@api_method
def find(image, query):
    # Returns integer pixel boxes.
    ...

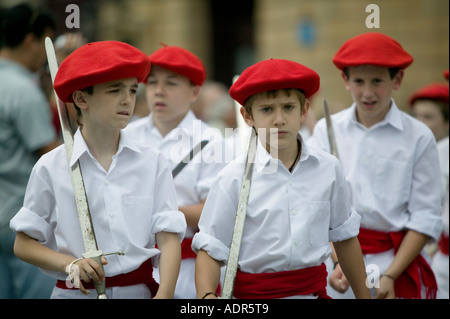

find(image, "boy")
[10,41,186,299]
[409,82,449,142]
[308,32,442,299]
[125,45,227,298]
[193,58,371,299]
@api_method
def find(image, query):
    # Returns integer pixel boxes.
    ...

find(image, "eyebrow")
[106,82,138,88]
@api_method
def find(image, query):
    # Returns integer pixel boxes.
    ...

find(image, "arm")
[154,231,181,299]
[195,249,221,299]
[333,236,371,299]
[328,242,350,293]
[179,199,206,228]
[375,229,430,299]
[14,232,106,295]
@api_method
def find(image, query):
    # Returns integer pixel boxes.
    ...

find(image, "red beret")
[229,59,320,106]
[444,69,449,80]
[409,83,449,106]
[148,45,206,86]
[54,41,150,103]
[333,32,413,71]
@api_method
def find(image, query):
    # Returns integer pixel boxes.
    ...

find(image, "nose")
[121,91,134,106]
[273,108,286,126]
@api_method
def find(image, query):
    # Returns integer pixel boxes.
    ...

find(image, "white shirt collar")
[70,128,142,166]
[254,133,318,174]
[348,98,403,131]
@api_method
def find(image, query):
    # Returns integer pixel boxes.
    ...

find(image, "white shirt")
[10,129,186,280]
[192,135,360,273]
[437,137,449,236]
[308,99,442,240]
[125,111,228,238]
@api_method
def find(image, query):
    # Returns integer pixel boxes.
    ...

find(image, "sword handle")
[82,250,108,299]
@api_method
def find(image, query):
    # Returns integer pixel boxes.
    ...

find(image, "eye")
[284,104,294,111]
[262,107,272,113]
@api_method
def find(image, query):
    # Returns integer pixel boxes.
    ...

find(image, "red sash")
[56,259,159,296]
[358,228,437,299]
[233,263,331,299]
[181,237,196,259]
[438,233,449,255]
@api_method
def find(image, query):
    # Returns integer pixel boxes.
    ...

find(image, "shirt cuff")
[329,209,361,242]
[192,232,230,266]
[152,210,187,242]
[9,207,56,249]
[406,209,443,241]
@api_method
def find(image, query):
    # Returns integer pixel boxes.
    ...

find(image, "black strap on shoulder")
[172,140,209,178]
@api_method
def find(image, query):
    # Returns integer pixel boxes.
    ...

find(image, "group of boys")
[5,6,448,299]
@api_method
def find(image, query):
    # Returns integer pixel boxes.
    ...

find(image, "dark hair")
[343,67,401,80]
[1,3,55,48]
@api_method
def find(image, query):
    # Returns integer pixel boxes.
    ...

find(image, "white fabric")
[308,100,442,239]
[10,129,186,285]
[192,135,360,273]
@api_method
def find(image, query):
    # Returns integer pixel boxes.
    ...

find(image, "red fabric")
[148,45,206,86]
[332,32,413,71]
[358,228,437,299]
[181,237,197,259]
[54,41,151,103]
[233,263,331,299]
[229,58,320,105]
[56,259,159,296]
[438,233,449,255]
[409,83,449,106]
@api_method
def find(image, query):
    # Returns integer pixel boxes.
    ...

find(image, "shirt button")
[291,209,297,215]
[105,179,109,185]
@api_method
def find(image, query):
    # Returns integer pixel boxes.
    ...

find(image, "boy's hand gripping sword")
[221,113,257,299]
[45,37,122,299]
[323,99,340,159]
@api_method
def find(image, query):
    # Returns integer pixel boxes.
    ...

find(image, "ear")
[190,85,202,103]
[392,69,404,91]
[340,70,351,91]
[72,90,89,110]
[240,106,254,127]
[300,99,310,122]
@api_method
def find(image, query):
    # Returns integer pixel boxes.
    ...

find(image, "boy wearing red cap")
[409,83,449,142]
[10,41,186,299]
[193,58,370,299]
[309,32,442,299]
[125,45,227,298]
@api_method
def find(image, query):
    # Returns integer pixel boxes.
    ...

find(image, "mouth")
[362,101,377,108]
[154,102,167,110]
[117,111,130,116]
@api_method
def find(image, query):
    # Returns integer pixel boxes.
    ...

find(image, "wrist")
[201,291,218,299]
[381,273,396,281]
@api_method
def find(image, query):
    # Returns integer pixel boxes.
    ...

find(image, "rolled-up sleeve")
[191,171,238,265]
[10,165,57,249]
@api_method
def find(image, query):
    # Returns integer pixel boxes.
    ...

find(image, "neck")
[0,47,31,71]
[80,125,120,171]
[269,138,301,173]
[153,112,187,137]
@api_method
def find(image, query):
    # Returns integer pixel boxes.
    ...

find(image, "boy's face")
[412,100,449,141]
[343,65,403,127]
[74,77,138,130]
[146,65,200,126]
[241,90,309,152]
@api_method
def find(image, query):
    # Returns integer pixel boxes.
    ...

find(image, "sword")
[45,37,110,299]
[322,99,340,159]
[221,128,257,299]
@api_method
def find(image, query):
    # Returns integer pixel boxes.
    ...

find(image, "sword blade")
[221,128,257,299]
[323,99,340,159]
[45,38,107,298]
